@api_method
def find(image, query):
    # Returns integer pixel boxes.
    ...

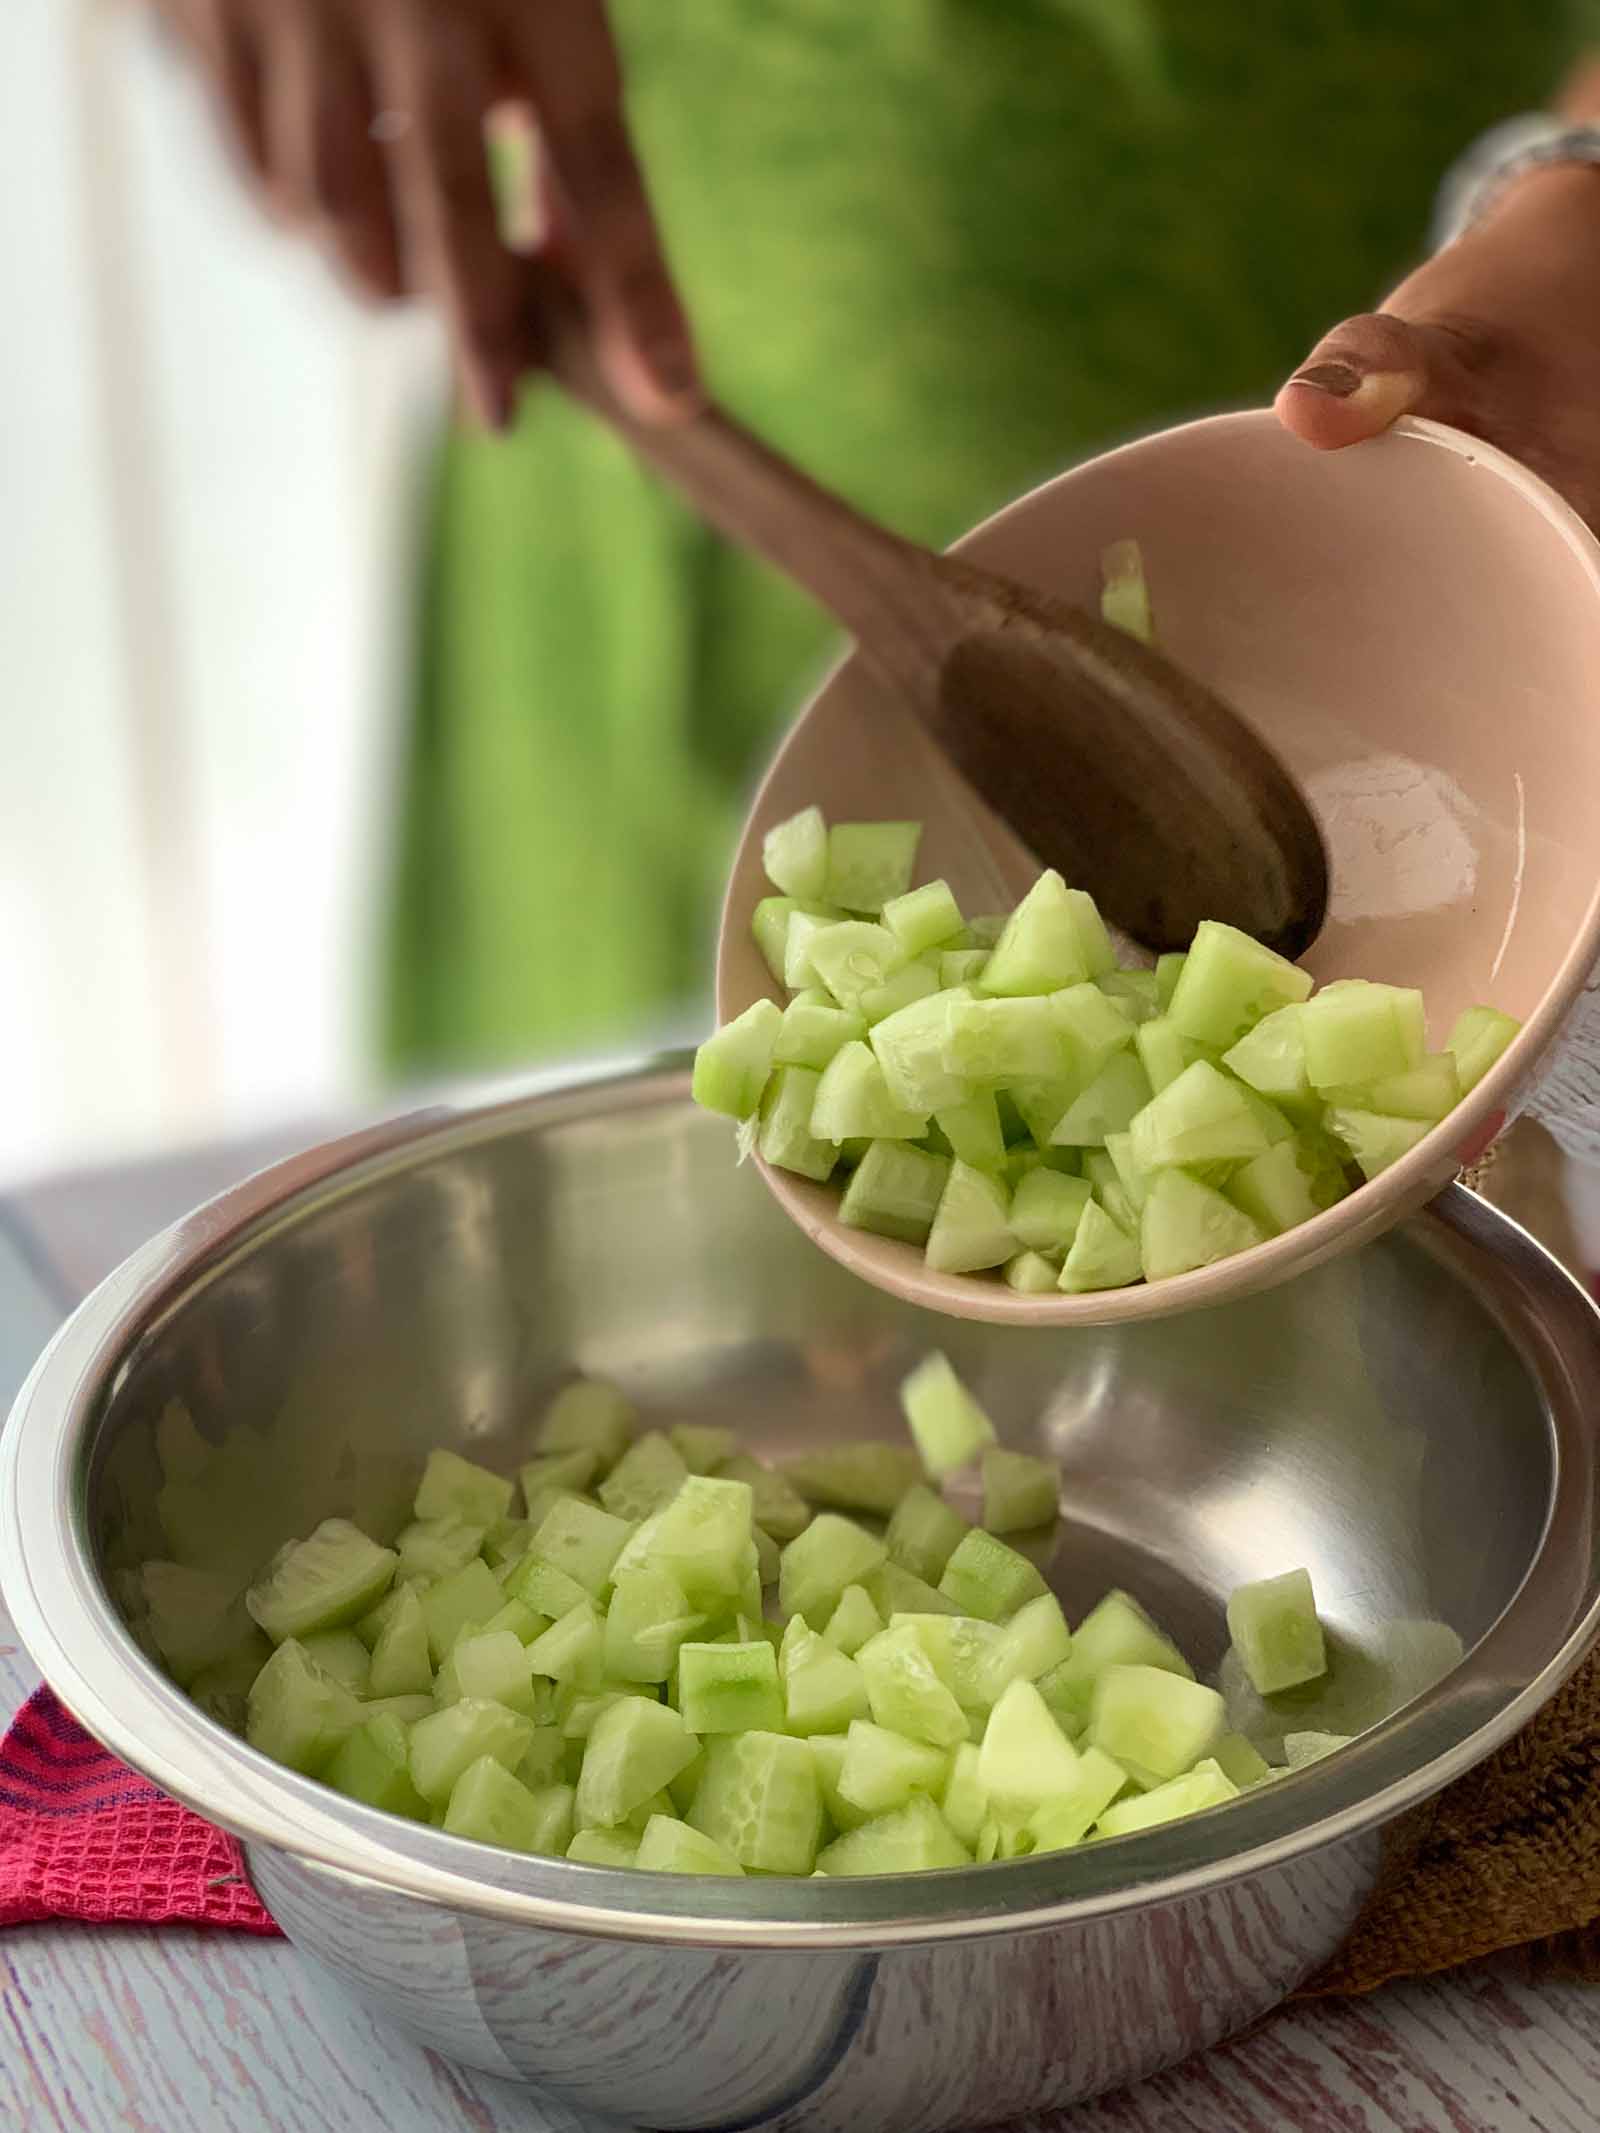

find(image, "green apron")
[384,1,1594,1076]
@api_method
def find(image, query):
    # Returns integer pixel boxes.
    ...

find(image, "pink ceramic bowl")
[718,411,1600,1324]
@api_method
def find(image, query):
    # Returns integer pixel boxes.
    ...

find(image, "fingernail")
[1291,360,1362,398]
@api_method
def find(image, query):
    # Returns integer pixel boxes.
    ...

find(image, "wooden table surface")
[4,1116,1599,2133]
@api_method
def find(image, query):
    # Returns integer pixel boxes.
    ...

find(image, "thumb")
[1275,311,1438,450]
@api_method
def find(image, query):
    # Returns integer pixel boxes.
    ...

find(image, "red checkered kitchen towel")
[0,1688,280,1934]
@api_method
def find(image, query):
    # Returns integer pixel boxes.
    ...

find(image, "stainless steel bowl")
[5,1058,1600,2132]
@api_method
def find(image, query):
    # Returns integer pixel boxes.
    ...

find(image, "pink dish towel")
[0,1687,280,1935]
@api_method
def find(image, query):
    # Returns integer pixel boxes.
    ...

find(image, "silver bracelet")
[1431,115,1600,251]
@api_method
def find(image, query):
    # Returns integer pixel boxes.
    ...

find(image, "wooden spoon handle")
[530,270,956,688]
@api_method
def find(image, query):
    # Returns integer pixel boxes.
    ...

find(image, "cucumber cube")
[824,821,922,913]
[1051,981,1137,1076]
[811,1041,928,1141]
[1100,537,1154,645]
[516,1727,567,1789]
[940,1741,989,1848]
[1323,1052,1461,1122]
[762,804,829,899]
[757,1064,842,1182]
[615,1475,755,1606]
[598,1433,691,1525]
[778,1513,887,1624]
[505,1554,591,1623]
[753,895,838,980]
[941,948,991,987]
[779,1624,871,1735]
[943,995,1065,1084]
[413,1448,513,1527]
[1139,1168,1266,1282]
[526,1599,606,1688]
[528,1498,635,1597]
[1155,953,1187,1009]
[978,1678,1085,1809]
[932,1090,1007,1170]
[774,994,865,1072]
[716,1454,812,1543]
[519,1447,602,1502]
[886,1484,970,1585]
[1090,1663,1226,1788]
[1005,1250,1062,1293]
[869,1561,963,1622]
[537,1379,636,1468]
[688,1730,824,1873]
[326,1712,428,1819]
[925,1160,1014,1274]
[444,1757,573,1854]
[1222,1003,1313,1110]
[979,871,1091,996]
[859,961,941,1027]
[483,1518,536,1570]
[856,1624,969,1747]
[412,1561,499,1668]
[895,1613,1006,1710]
[808,923,908,1016]
[1447,1004,1521,1092]
[783,908,839,991]
[1167,921,1313,1050]
[806,1733,868,1832]
[677,1640,785,1733]
[1225,1137,1330,1236]
[937,1530,1048,1621]
[635,1812,746,1876]
[1300,980,1426,1088]
[783,1443,921,1516]
[668,1424,739,1476]
[1226,1568,1327,1695]
[1008,1169,1092,1254]
[1059,1199,1143,1292]
[1083,1152,1139,1235]
[839,1138,950,1244]
[837,1719,951,1815]
[1137,1016,1218,1096]
[1094,1758,1237,1836]
[1050,1590,1193,1723]
[1049,1051,1153,1148]
[575,1697,699,1829]
[246,1519,398,1645]
[434,1629,538,1716]
[1324,1107,1432,1180]
[566,1828,641,1867]
[900,1351,997,1479]
[883,878,964,956]
[981,1450,1058,1534]
[1026,1745,1126,1851]
[1283,1729,1353,1768]
[816,1796,971,1875]
[410,1697,536,1806]
[1127,1060,1273,1172]
[1097,970,1160,1023]
[1212,1731,1273,1789]
[822,1583,884,1655]
[692,1000,783,1120]
[245,1640,362,1774]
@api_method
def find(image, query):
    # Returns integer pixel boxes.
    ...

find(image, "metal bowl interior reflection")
[4,1058,1599,2132]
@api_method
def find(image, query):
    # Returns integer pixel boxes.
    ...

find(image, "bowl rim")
[720,409,1600,1328]
[4,1057,1600,1951]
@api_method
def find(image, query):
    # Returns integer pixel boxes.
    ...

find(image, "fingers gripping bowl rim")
[717,412,1600,1326]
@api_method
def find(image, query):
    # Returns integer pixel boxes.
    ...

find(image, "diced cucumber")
[783,1444,922,1517]
[634,1812,746,1876]
[1005,1250,1061,1293]
[517,1727,567,1789]
[444,1756,572,1854]
[981,1592,1072,1700]
[598,1433,691,1525]
[753,895,840,980]
[1083,1151,1139,1235]
[692,1000,783,1121]
[1100,537,1155,645]
[484,1518,536,1570]
[1027,1744,1127,1851]
[614,1475,755,1607]
[856,1623,969,1747]
[869,1561,962,1622]
[763,804,829,900]
[1447,1004,1520,1092]
[980,1449,1059,1534]
[778,1514,887,1624]
[885,1484,970,1585]
[1051,980,1136,1076]
[677,1640,785,1733]
[816,1796,971,1876]
[527,1498,635,1597]
[978,871,1091,996]
[780,1623,870,1735]
[526,1600,606,1688]
[1211,1731,1272,1789]
[1098,970,1161,1023]
[943,995,1065,1085]
[892,1614,1006,1710]
[933,1090,1007,1170]
[811,1041,928,1142]
[1140,1168,1266,1282]
[420,1560,508,1665]
[1135,1016,1216,1096]
[1127,1060,1272,1172]
[822,1583,884,1655]
[299,1629,371,1697]
[1102,1131,1154,1216]
[937,1529,1048,1622]
[1324,1107,1432,1180]
[575,1697,699,1829]
[1049,1051,1153,1148]
[1323,1052,1460,1122]
[505,1554,591,1623]
[188,1635,275,1733]
[925,1160,1014,1274]
[1301,981,1427,1089]
[941,948,991,989]
[940,1740,989,1848]
[1222,1002,1314,1111]
[755,1066,841,1182]
[1090,1663,1226,1788]
[1050,1590,1193,1723]
[410,1697,535,1807]
[668,1425,738,1476]
[884,878,964,957]
[1226,1568,1327,1695]
[837,1719,951,1815]
[824,821,922,914]
[519,1447,602,1502]
[327,1713,427,1819]
[246,1519,398,1646]
[567,1827,641,1867]
[1283,1729,1353,1768]
[1007,1169,1093,1256]
[837,1138,949,1246]
[859,961,941,1026]
[413,1447,513,1527]
[537,1379,636,1468]
[899,1351,996,1480]
[1095,1758,1237,1836]
[1059,1199,1143,1292]
[716,1454,812,1543]
[688,1731,823,1873]
[1225,1138,1328,1236]
[858,988,971,1117]
[1167,921,1313,1050]
[783,908,840,991]
[774,993,865,1074]
[560,1685,652,1740]
[246,1639,362,1774]
[435,1629,538,1716]
[1155,953,1187,1010]
[978,1679,1084,1809]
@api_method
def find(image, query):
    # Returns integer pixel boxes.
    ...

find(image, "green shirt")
[385,1,1595,1073]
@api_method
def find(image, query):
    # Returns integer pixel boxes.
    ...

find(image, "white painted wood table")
[4,1120,1599,2133]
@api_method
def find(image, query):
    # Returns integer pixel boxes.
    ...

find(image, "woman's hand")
[148,0,698,428]
[1276,161,1600,527]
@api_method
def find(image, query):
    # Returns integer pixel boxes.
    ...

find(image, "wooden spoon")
[536,278,1328,957]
